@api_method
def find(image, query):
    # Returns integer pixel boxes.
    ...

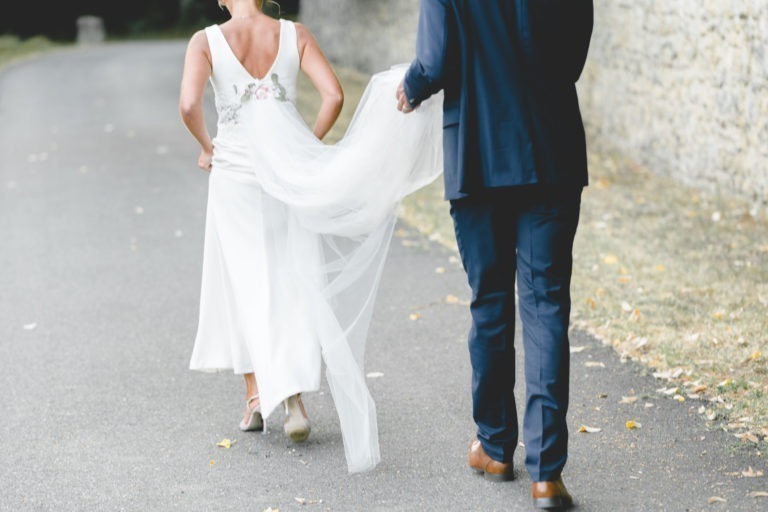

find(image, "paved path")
[0,42,766,512]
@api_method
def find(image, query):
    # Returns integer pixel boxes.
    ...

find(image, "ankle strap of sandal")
[247,394,260,405]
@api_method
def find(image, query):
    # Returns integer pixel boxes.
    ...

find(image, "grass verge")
[0,35,59,71]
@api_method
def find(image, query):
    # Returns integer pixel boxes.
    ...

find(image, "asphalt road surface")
[1,41,765,512]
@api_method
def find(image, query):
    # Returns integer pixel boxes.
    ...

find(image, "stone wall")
[299,0,418,73]
[301,1,768,208]
[579,1,768,208]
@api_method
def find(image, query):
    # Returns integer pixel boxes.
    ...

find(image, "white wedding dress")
[189,19,443,473]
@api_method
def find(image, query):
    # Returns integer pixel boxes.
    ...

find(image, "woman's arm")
[295,23,344,140]
[180,30,214,171]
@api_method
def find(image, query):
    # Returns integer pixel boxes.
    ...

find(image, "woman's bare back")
[218,17,283,80]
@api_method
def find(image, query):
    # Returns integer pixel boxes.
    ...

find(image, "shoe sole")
[471,468,515,482]
[533,497,573,510]
[287,426,310,443]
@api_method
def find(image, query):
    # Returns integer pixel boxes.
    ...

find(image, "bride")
[179,0,442,473]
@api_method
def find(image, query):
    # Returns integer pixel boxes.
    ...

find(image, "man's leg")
[515,185,582,482]
[450,194,518,463]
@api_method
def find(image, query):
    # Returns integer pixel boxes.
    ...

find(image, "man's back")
[404,0,594,199]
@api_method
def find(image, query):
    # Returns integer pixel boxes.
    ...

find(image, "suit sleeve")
[403,0,455,107]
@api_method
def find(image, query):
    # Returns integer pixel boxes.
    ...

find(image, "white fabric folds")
[212,66,443,473]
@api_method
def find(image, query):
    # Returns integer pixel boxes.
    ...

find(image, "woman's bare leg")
[242,373,260,424]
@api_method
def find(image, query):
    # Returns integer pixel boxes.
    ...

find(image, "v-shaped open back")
[215,20,283,82]
[204,19,300,109]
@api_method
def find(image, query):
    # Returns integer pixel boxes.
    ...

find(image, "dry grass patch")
[571,151,768,443]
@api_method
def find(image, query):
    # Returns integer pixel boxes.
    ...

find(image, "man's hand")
[396,80,416,114]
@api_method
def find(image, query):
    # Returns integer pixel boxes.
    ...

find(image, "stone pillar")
[76,16,106,45]
[299,0,419,74]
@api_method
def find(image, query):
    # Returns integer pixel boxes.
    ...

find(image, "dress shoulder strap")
[277,19,300,72]
[287,20,299,55]
[203,25,223,74]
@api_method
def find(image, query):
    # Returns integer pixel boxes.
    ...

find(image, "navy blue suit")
[404,0,593,481]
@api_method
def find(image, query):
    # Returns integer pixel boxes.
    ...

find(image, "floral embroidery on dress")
[218,103,242,125]
[218,74,289,126]
[241,73,289,104]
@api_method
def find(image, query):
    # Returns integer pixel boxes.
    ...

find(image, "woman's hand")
[198,147,213,172]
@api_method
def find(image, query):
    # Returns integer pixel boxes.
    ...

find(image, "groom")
[398,0,593,509]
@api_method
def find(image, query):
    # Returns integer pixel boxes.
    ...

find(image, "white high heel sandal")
[283,394,310,443]
[239,394,265,432]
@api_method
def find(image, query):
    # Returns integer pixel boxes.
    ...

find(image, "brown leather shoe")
[468,440,514,482]
[532,476,573,510]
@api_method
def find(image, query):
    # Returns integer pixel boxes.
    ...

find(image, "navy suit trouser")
[450,185,582,482]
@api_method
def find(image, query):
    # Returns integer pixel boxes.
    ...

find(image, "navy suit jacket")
[403,0,594,200]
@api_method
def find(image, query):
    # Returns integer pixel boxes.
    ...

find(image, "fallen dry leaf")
[625,420,642,430]
[366,372,384,379]
[735,432,760,443]
[658,386,680,396]
[570,346,586,354]
[749,491,768,498]
[409,313,421,321]
[294,497,321,505]
[653,368,684,380]
[673,394,685,403]
[445,294,459,304]
[691,385,708,394]
[619,396,639,405]
[578,425,602,433]
[435,267,445,274]
[707,496,726,504]
[585,361,605,368]
[216,438,234,449]
[742,467,764,478]
[604,254,619,265]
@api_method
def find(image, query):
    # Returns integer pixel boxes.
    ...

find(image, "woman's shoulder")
[292,21,318,47]
[187,28,211,52]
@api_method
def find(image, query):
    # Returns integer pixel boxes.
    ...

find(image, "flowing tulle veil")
[211,65,444,472]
